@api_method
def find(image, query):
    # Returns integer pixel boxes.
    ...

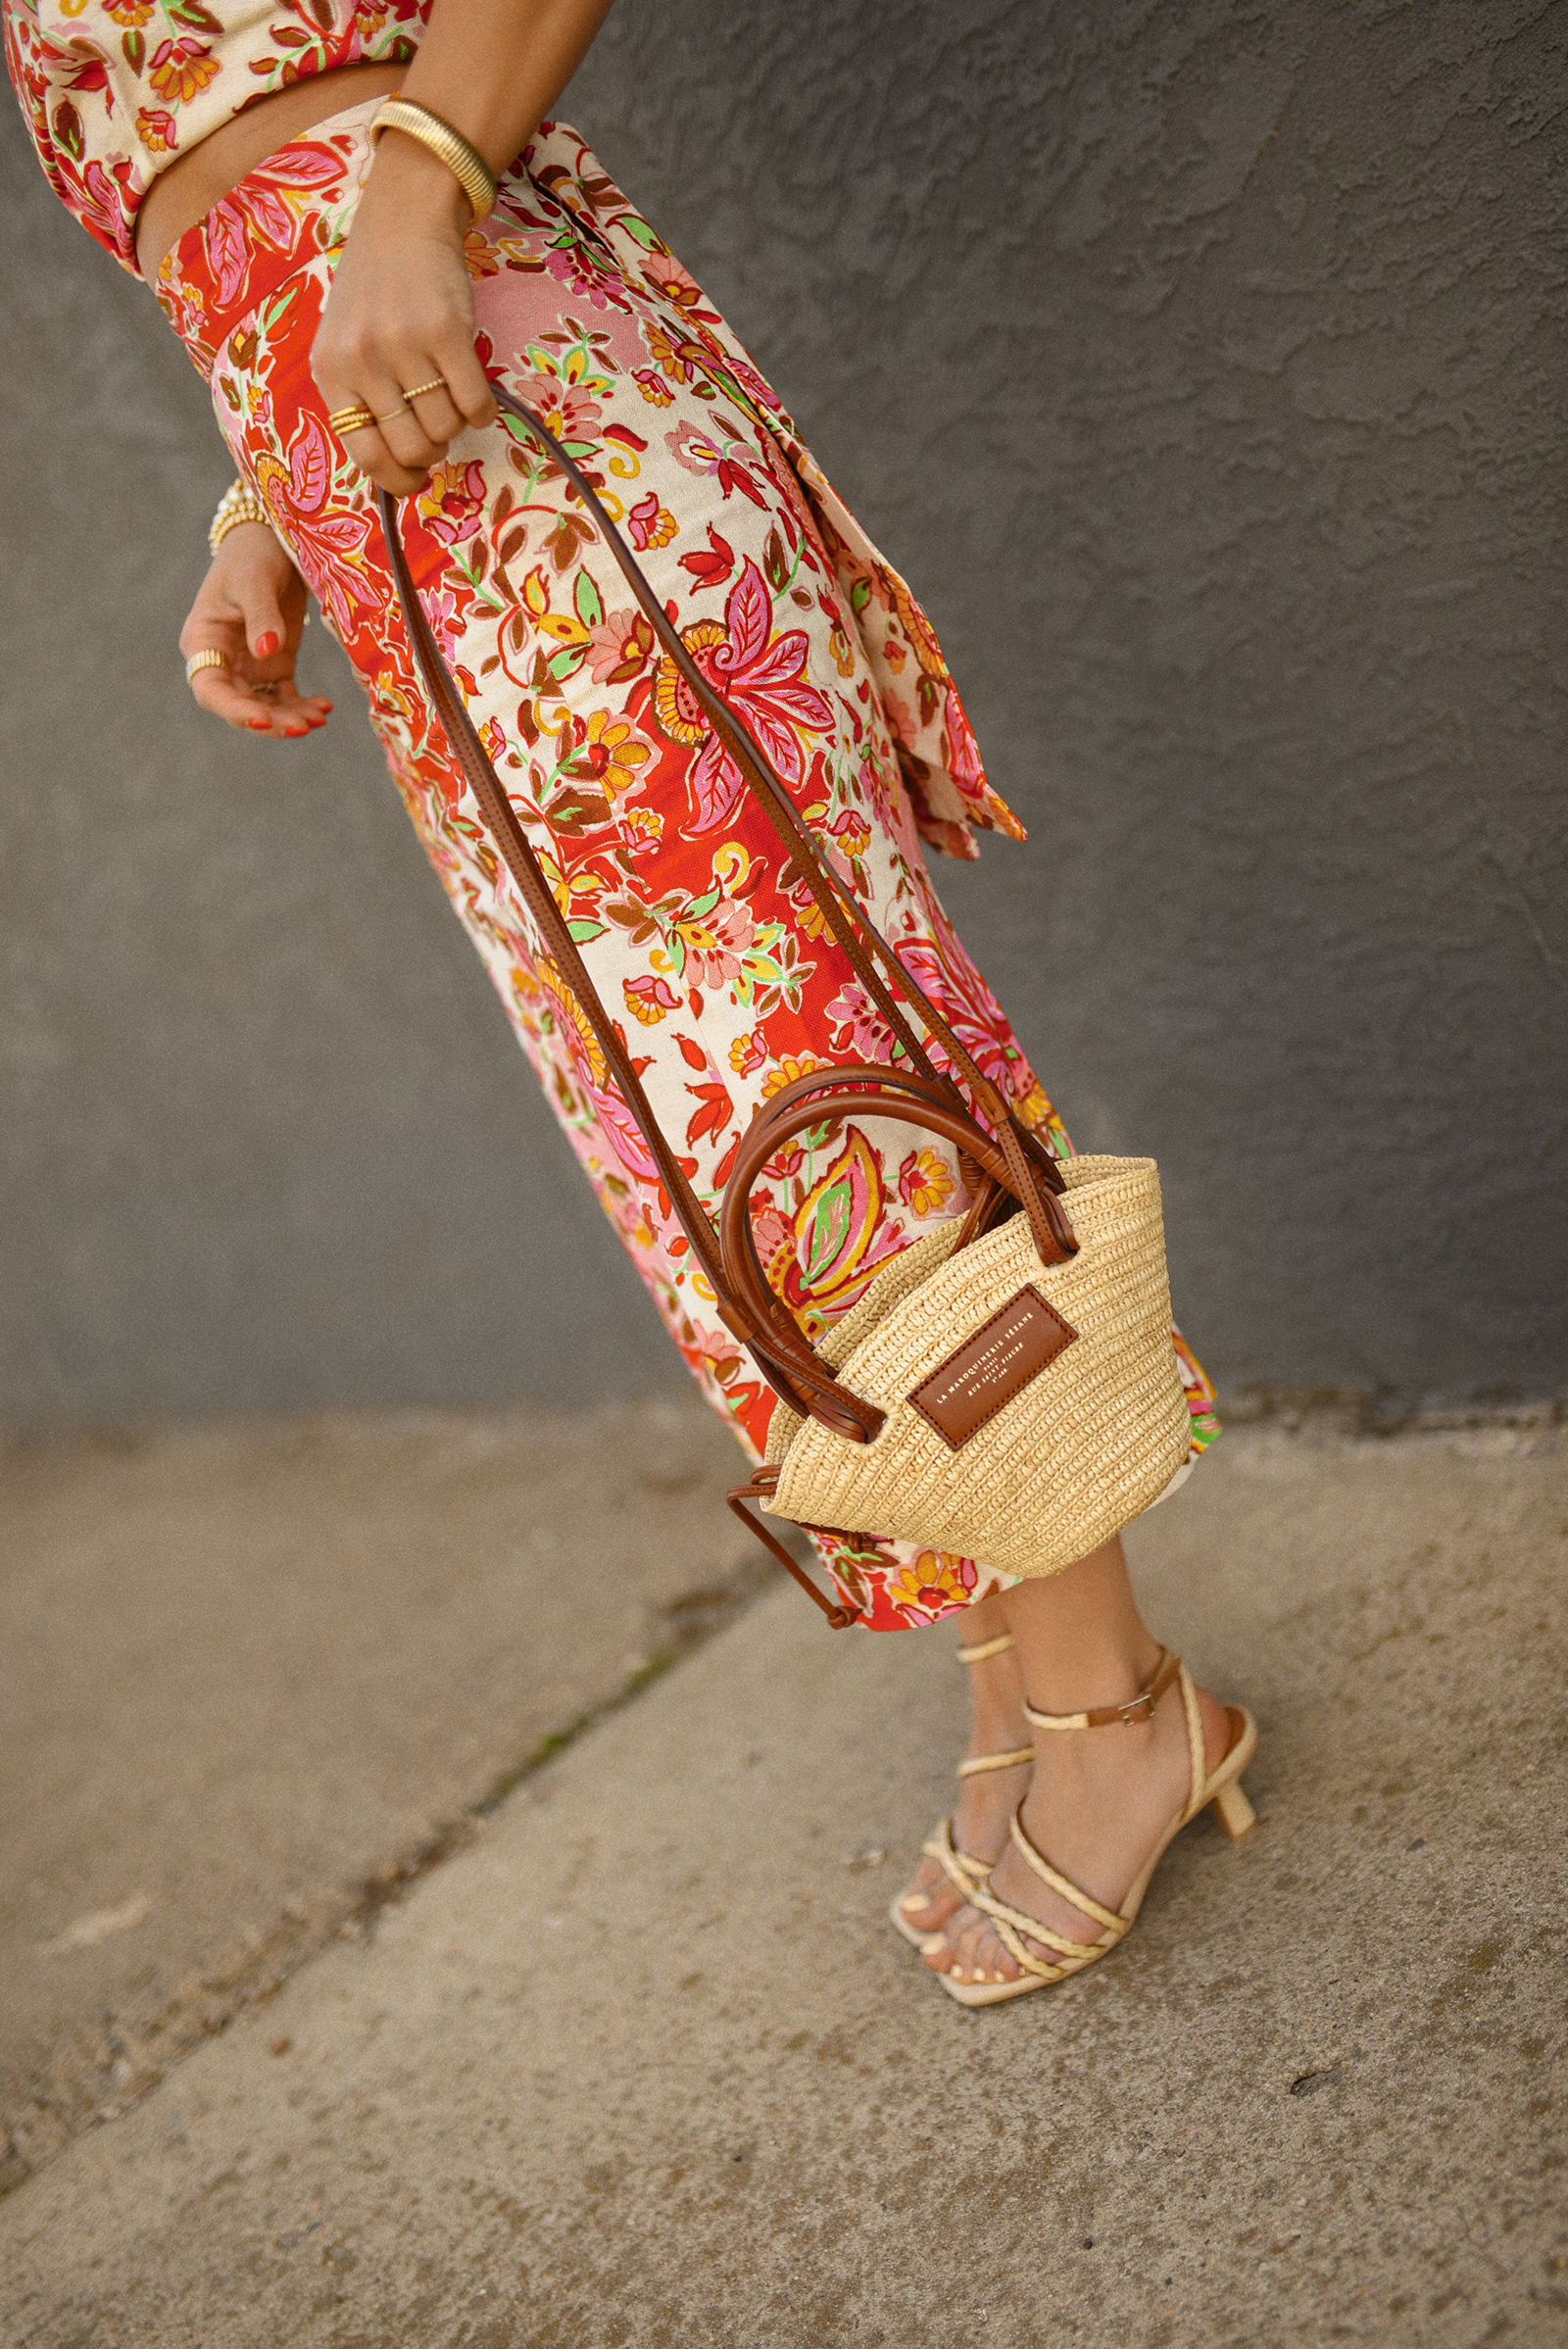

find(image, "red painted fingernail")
[283,726,308,738]
[248,717,272,731]
[254,630,280,658]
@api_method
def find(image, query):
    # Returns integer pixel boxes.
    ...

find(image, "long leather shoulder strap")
[482,381,1068,1182]
[377,491,730,1293]
[376,383,1070,1409]
[379,477,866,1425]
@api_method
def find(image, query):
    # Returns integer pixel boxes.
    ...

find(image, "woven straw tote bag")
[380,376,1192,1628]
[746,1160,1190,1581]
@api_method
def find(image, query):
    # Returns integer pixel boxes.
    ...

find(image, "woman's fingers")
[407,379,467,446]
[186,659,261,726]
[333,370,496,492]
[182,619,330,738]
[189,661,332,736]
[186,656,247,724]
[248,678,335,739]
[331,373,448,494]
[320,335,497,495]
[431,333,498,429]
[336,418,430,497]
[348,361,445,471]
[381,341,501,456]
[179,535,329,733]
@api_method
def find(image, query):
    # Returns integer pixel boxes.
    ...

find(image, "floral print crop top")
[3,0,427,273]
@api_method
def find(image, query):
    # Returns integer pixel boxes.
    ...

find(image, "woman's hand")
[178,523,333,739]
[310,133,498,497]
[306,0,614,494]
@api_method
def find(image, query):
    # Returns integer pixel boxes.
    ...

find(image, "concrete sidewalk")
[2,1417,1565,2346]
[0,1396,760,2189]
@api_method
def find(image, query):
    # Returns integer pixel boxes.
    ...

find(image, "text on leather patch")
[906,1287,1078,1450]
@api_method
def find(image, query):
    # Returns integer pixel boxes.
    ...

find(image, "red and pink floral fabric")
[150,103,1220,1627]
[4,0,430,273]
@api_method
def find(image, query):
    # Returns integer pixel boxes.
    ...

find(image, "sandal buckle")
[1116,1692,1156,1726]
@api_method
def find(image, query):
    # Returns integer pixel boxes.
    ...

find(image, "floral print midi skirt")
[156,97,1219,1631]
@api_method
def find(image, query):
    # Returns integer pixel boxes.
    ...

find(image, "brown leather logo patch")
[906,1287,1077,1451]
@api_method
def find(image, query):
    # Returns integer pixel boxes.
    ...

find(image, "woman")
[5,0,1253,2001]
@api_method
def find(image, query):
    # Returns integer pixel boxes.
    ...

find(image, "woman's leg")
[922,1537,1230,1986]
[893,1590,1031,1937]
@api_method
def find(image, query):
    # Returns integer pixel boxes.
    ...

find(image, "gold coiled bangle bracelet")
[368,95,497,223]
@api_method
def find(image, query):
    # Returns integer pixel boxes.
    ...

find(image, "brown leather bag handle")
[710,1061,1005,1375]
[376,380,1077,1441]
[735,1063,1075,1252]
[721,1059,1076,1393]
[721,1071,1076,1390]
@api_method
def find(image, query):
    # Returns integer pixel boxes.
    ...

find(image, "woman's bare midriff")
[135,61,406,281]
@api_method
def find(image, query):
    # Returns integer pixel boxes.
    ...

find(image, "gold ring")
[402,376,448,403]
[185,649,230,682]
[327,403,377,436]
[374,403,410,425]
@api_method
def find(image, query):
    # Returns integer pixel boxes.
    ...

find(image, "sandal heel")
[1210,1777,1257,1840]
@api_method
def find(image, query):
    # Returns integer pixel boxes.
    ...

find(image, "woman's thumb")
[237,572,288,661]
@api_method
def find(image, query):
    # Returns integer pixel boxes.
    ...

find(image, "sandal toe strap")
[967,1885,1081,1974]
[956,1744,1033,1779]
[918,1818,989,1900]
[1007,1810,1127,1936]
[970,1881,1120,1966]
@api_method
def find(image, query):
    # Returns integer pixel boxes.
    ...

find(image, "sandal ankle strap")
[956,1631,1015,1665]
[1024,1646,1181,1731]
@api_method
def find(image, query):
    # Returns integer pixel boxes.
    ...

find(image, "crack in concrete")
[1,1549,778,2202]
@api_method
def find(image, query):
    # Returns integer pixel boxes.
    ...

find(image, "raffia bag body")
[760,1157,1190,1577]
[381,380,1193,1627]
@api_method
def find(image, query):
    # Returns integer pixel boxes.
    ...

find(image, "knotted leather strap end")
[725,1476,862,1629]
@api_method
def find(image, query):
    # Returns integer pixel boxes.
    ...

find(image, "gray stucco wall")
[2,0,1564,1426]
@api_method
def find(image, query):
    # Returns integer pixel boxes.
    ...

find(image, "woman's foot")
[923,1656,1230,1987]
[894,1602,1032,1942]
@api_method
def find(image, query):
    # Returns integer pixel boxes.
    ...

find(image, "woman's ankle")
[1000,1538,1166,1717]
[964,1659,1028,1755]
[1011,1608,1164,1720]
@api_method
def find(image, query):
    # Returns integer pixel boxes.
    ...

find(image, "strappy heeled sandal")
[937,1645,1256,2006]
[890,1629,1034,1951]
